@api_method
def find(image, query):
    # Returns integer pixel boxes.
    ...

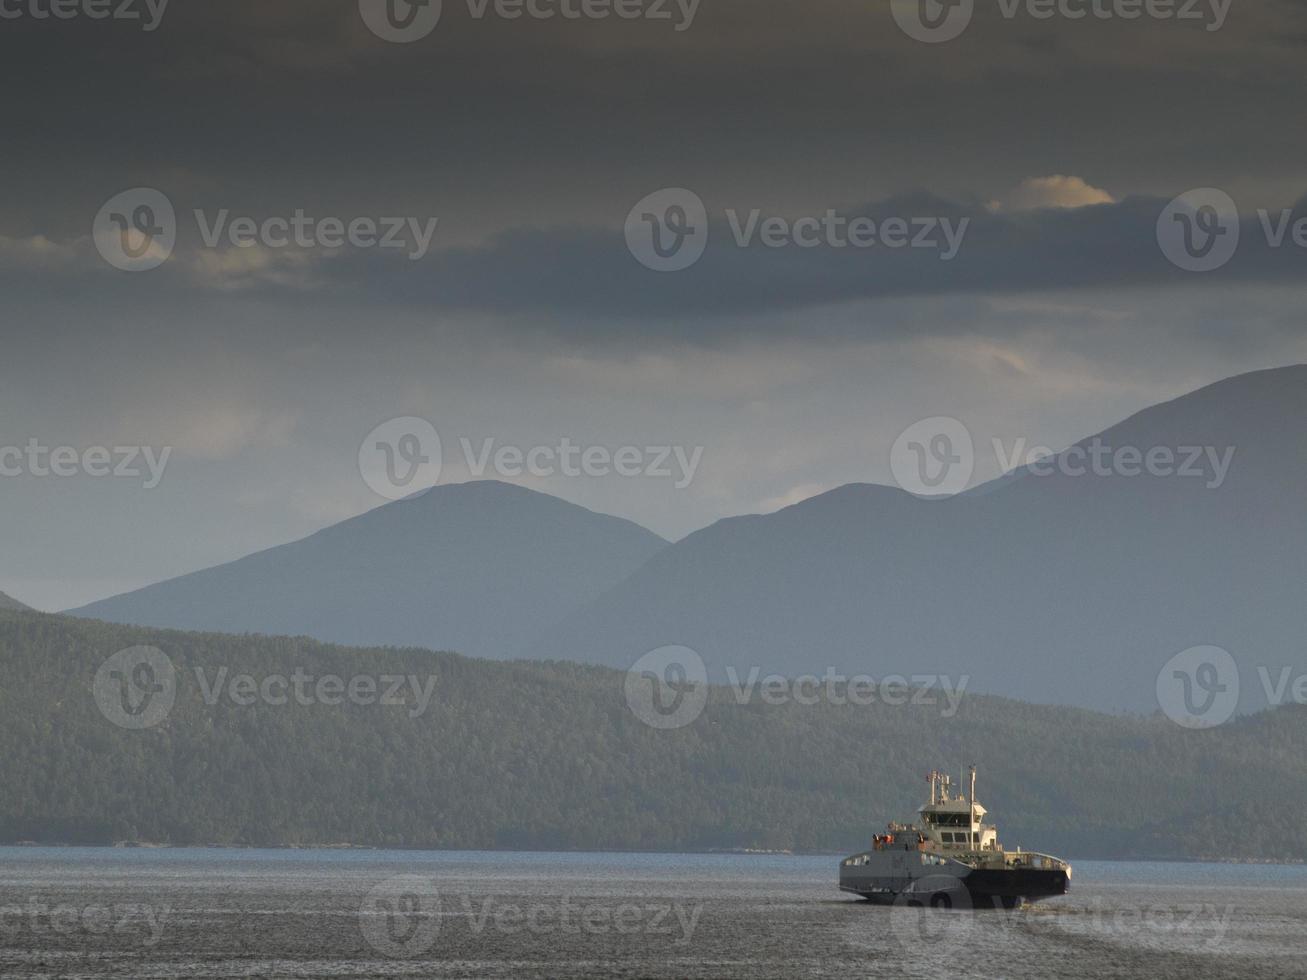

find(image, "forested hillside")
[2,609,1305,861]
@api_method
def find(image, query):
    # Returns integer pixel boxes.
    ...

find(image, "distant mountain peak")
[533,364,1307,713]
[68,481,669,659]
[0,591,32,611]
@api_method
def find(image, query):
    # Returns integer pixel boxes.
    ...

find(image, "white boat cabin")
[914,770,999,852]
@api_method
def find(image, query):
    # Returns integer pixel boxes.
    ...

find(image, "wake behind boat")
[839,767,1070,910]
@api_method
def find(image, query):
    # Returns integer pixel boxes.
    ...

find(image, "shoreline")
[1,842,1302,866]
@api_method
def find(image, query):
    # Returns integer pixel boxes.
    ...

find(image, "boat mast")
[968,765,976,842]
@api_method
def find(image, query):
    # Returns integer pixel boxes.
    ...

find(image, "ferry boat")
[839,767,1071,909]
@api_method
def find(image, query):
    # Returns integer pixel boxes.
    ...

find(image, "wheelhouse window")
[928,812,972,828]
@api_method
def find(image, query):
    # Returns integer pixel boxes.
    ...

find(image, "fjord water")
[0,848,1303,979]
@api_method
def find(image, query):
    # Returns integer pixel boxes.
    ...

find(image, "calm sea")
[1,847,1304,978]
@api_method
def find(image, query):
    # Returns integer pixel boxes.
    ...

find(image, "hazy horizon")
[7,357,1306,612]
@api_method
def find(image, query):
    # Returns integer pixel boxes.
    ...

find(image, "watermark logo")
[94,649,439,728]
[889,420,1237,495]
[1157,188,1240,273]
[194,210,439,260]
[891,0,974,43]
[0,441,172,488]
[1157,645,1239,729]
[360,875,441,958]
[93,188,176,272]
[358,417,705,498]
[463,895,701,942]
[725,209,968,257]
[0,0,169,30]
[94,194,441,270]
[194,667,438,718]
[1256,667,1307,714]
[361,0,698,40]
[1053,898,1234,950]
[359,417,444,501]
[994,437,1236,489]
[626,189,970,271]
[885,874,974,951]
[459,437,703,487]
[624,645,709,730]
[93,646,177,730]
[890,417,974,496]
[861,894,1234,954]
[724,669,969,715]
[1159,190,1307,273]
[0,899,170,945]
[625,188,709,273]
[359,0,442,41]
[892,0,1229,43]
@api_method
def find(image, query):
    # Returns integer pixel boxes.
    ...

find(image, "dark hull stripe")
[840,868,1069,906]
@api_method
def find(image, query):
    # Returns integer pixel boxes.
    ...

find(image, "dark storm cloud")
[320,193,1306,319]
[4,192,1303,341]
[2,0,1305,244]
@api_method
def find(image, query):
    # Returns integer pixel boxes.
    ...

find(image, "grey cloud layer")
[6,194,1304,339]
[2,0,1305,242]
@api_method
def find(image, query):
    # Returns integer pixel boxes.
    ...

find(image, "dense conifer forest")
[2,609,1304,861]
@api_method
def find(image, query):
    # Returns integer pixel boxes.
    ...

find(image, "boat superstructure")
[839,767,1070,909]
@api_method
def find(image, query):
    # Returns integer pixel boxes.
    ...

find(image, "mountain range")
[69,365,1307,713]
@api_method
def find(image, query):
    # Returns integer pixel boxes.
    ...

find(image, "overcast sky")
[1,0,1305,610]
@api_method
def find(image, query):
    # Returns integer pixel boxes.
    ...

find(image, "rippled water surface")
[1,848,1304,979]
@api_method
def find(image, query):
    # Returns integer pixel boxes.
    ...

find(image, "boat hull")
[962,867,1069,904]
[839,862,1069,909]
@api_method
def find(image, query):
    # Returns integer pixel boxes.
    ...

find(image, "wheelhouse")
[917,770,998,851]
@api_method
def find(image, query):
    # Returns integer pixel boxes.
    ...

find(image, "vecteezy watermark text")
[358,0,701,43]
[0,899,169,945]
[460,438,702,488]
[358,875,702,960]
[194,210,439,260]
[464,0,700,29]
[624,188,970,272]
[0,0,169,30]
[723,667,969,716]
[458,895,702,943]
[866,893,1235,956]
[93,647,439,730]
[889,416,1237,496]
[623,645,969,730]
[93,188,440,271]
[724,209,969,259]
[194,667,438,719]
[0,440,171,488]
[359,416,704,500]
[891,0,1229,45]
[993,436,1236,489]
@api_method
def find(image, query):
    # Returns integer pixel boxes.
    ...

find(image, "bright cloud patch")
[992,175,1116,212]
